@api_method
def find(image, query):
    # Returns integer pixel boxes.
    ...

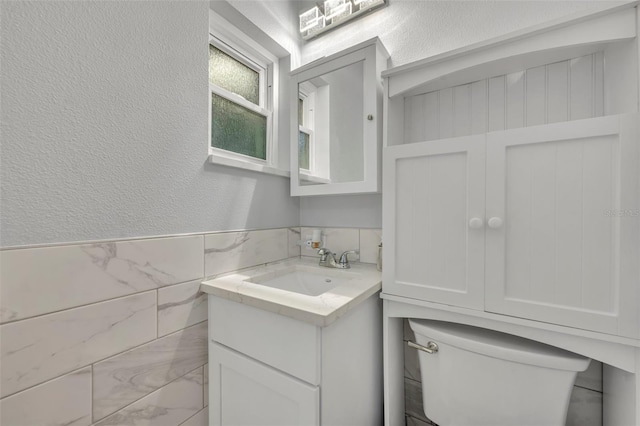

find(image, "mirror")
[297,61,364,186]
[290,38,388,196]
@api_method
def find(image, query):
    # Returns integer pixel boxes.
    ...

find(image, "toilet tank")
[408,319,590,426]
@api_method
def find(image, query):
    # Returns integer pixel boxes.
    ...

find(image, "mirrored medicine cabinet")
[290,38,389,196]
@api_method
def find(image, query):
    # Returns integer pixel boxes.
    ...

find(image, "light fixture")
[324,0,350,20]
[299,0,386,40]
[299,6,323,33]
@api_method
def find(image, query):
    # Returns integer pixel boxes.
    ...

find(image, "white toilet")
[408,319,591,426]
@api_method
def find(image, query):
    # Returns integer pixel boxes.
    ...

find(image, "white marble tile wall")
[93,367,204,426]
[402,319,604,426]
[1,291,157,397]
[204,228,289,277]
[300,227,382,264]
[0,227,296,426]
[92,322,208,421]
[0,235,204,324]
[0,367,92,426]
[158,279,208,337]
[287,227,302,258]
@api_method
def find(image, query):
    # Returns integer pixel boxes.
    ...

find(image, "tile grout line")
[179,407,207,426]
[202,235,206,284]
[202,362,206,410]
[156,289,159,340]
[90,364,94,423]
[1,226,305,251]
[573,383,604,394]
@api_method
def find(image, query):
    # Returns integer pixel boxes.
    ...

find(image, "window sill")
[208,154,290,178]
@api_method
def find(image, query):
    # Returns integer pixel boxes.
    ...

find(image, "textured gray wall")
[2,1,613,246]
[299,1,621,68]
[0,1,299,247]
[300,194,382,229]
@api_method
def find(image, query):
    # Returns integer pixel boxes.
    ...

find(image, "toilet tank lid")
[408,319,590,372]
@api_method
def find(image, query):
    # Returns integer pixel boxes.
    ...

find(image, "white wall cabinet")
[485,115,639,337]
[384,114,640,338]
[381,5,640,425]
[207,294,383,426]
[384,134,486,310]
[290,38,388,196]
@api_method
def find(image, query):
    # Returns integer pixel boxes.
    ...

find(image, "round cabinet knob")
[367,114,374,121]
[468,218,483,229]
[488,217,503,229]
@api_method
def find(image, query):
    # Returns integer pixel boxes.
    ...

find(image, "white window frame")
[208,11,286,177]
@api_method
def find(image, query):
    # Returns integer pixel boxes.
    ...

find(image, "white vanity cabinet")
[207,294,382,426]
[384,114,640,338]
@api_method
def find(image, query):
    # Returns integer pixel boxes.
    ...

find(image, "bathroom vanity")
[381,3,640,425]
[200,258,382,426]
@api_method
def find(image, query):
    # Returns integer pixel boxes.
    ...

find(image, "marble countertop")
[200,257,381,327]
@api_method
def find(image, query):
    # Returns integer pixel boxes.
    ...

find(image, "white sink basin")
[246,266,356,296]
[200,258,381,326]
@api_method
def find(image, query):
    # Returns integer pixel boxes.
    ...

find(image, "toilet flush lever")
[408,341,439,354]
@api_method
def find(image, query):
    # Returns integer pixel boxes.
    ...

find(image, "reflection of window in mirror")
[298,130,310,170]
[298,81,316,174]
[298,78,331,185]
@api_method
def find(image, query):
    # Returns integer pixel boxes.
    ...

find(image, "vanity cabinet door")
[383,134,486,310]
[485,115,640,337]
[209,342,320,426]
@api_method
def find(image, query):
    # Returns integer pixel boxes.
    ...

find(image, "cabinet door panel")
[485,115,639,337]
[209,296,319,385]
[209,342,319,426]
[383,135,486,309]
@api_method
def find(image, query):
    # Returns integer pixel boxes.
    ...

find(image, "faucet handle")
[338,250,359,265]
[317,248,332,262]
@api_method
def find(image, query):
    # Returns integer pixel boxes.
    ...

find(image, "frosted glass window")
[209,45,260,105]
[212,93,267,160]
[299,131,310,170]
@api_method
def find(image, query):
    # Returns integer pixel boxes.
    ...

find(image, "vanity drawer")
[208,295,320,385]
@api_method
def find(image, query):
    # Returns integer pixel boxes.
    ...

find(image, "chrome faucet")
[317,248,359,269]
